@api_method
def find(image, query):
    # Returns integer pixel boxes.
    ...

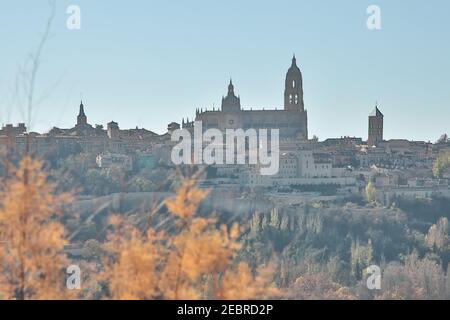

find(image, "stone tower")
[368,105,384,146]
[284,55,304,111]
[221,79,241,112]
[107,121,120,139]
[77,101,87,126]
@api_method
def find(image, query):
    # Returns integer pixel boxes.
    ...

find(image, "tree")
[0,156,72,299]
[99,176,280,300]
[436,134,449,144]
[376,252,446,300]
[433,152,450,178]
[128,176,155,192]
[351,239,373,281]
[426,217,449,249]
[288,272,355,300]
[365,181,376,203]
[83,168,122,196]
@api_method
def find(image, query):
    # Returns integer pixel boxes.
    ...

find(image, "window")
[295,94,298,104]
[292,80,296,88]
[289,94,293,104]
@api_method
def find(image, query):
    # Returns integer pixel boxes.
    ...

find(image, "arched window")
[292,80,296,88]
[295,94,298,104]
[289,94,293,104]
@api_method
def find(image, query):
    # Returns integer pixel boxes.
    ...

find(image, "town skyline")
[1,0,449,141]
[3,1,450,303]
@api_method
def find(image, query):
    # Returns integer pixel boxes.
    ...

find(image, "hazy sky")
[0,0,449,141]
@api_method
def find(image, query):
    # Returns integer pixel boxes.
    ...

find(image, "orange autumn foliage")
[0,156,72,300]
[101,220,164,300]
[101,176,280,300]
[165,178,209,219]
[217,263,281,300]
[288,272,355,300]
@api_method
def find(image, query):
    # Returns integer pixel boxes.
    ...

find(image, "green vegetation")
[433,152,450,178]
[34,152,450,299]
[51,153,171,196]
[236,198,450,299]
[365,181,376,203]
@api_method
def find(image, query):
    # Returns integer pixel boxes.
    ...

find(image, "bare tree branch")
[15,0,56,131]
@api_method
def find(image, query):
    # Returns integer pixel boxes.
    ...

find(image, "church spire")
[77,100,87,126]
[292,54,297,66]
[79,101,85,116]
[228,78,234,95]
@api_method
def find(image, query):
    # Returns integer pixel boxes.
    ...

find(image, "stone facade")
[368,106,384,146]
[242,150,354,187]
[0,123,26,137]
[0,101,172,160]
[189,56,308,140]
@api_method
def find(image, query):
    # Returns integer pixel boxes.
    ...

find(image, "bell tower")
[284,55,304,111]
[368,104,384,146]
[77,101,87,126]
[221,79,241,112]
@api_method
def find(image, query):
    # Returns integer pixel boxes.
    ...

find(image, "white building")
[96,153,133,171]
[242,150,355,187]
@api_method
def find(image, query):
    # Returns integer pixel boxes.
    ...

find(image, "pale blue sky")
[0,0,449,141]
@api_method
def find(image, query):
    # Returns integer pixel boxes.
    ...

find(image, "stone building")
[0,123,26,137]
[242,150,355,187]
[368,105,384,146]
[191,56,308,140]
[96,153,133,171]
[0,101,173,161]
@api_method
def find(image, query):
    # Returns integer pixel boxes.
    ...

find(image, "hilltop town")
[1,56,450,205]
[2,56,450,302]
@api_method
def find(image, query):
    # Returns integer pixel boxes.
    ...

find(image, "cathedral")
[184,56,308,140]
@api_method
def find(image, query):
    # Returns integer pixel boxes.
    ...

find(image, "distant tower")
[107,121,120,139]
[284,55,304,111]
[221,79,241,112]
[77,101,87,126]
[368,104,384,146]
[167,122,180,134]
